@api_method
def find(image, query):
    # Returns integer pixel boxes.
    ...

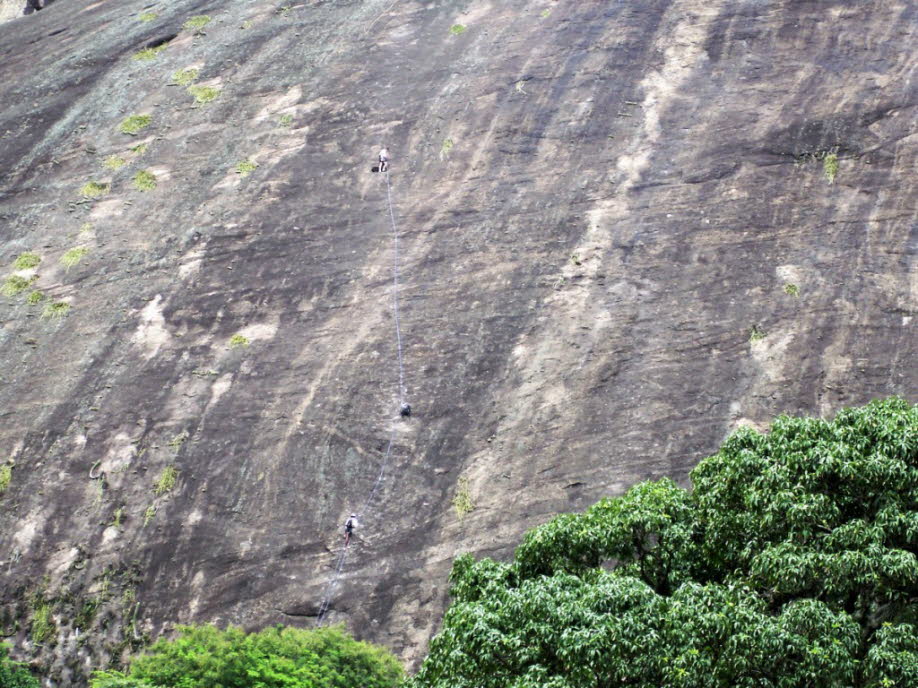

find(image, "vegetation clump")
[90,624,403,688]
[187,85,221,105]
[450,24,467,35]
[410,398,918,688]
[80,181,110,198]
[170,67,199,86]
[103,155,126,171]
[784,283,799,296]
[138,11,158,23]
[183,15,211,34]
[131,44,168,61]
[278,113,293,127]
[61,247,89,269]
[12,252,40,270]
[234,160,257,177]
[749,324,766,342]
[1,275,36,297]
[823,151,839,183]
[29,599,54,645]
[452,476,475,520]
[153,465,178,495]
[0,464,10,494]
[42,301,71,320]
[26,291,44,305]
[0,643,39,688]
[229,334,249,348]
[133,170,157,192]
[120,114,152,135]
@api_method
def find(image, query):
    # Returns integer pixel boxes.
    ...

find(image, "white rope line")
[315,169,406,625]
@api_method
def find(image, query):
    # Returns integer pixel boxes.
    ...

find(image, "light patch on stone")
[101,526,120,544]
[131,294,171,360]
[89,198,124,221]
[13,514,39,551]
[253,85,303,124]
[751,329,794,383]
[776,264,804,284]
[209,373,233,407]
[48,546,80,578]
[179,247,205,279]
[236,317,280,344]
[187,509,203,527]
[100,432,137,476]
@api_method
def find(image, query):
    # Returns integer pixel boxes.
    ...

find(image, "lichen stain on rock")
[131,294,171,360]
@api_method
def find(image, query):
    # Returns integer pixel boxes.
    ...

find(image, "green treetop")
[410,398,918,688]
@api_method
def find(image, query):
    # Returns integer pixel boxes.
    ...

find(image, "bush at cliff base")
[0,643,40,688]
[90,625,403,688]
[409,398,918,688]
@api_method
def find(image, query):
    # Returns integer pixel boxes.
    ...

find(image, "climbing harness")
[315,169,407,625]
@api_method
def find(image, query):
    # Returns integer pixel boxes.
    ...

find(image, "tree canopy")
[91,624,403,688]
[410,398,918,688]
[0,643,40,688]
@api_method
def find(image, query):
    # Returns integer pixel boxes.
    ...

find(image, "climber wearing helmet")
[378,146,390,172]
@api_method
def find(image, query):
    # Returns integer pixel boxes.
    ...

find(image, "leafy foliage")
[410,399,918,688]
[187,85,220,105]
[80,181,110,197]
[120,114,152,135]
[133,170,157,192]
[12,252,40,270]
[92,624,403,688]
[0,643,39,688]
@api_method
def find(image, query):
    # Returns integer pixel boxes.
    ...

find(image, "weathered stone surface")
[0,0,915,683]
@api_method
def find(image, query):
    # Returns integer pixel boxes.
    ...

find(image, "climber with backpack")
[378,146,390,173]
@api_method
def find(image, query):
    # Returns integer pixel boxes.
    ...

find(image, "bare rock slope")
[0,0,915,682]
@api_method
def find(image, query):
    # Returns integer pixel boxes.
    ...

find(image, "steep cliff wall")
[0,0,915,683]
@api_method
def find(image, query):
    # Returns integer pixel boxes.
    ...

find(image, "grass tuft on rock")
[823,152,839,183]
[183,15,212,34]
[26,290,44,305]
[138,11,158,22]
[133,170,158,191]
[132,43,168,61]
[278,113,293,127]
[1,275,36,297]
[229,334,250,348]
[103,155,127,171]
[0,464,10,494]
[80,181,110,198]
[784,283,800,297]
[119,114,152,135]
[154,465,178,495]
[450,24,467,35]
[42,301,70,320]
[187,85,221,105]
[61,247,89,269]
[171,67,199,86]
[234,160,258,177]
[12,252,40,270]
[749,325,766,342]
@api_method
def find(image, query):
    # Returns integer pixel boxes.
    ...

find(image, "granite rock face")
[0,0,915,683]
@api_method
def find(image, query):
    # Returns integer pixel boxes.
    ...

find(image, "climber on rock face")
[378,146,390,172]
[344,514,358,547]
[400,402,411,418]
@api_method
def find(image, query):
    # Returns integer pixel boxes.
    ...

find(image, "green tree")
[0,643,40,688]
[91,624,402,688]
[410,398,918,687]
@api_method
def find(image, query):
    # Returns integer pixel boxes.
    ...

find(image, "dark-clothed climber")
[344,514,358,547]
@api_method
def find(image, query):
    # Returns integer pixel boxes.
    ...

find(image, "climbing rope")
[315,169,406,625]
